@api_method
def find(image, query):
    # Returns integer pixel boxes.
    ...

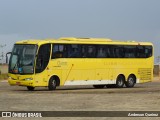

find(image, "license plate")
[16,82,21,85]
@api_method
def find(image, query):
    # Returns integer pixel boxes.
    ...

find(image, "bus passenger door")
[35,44,51,86]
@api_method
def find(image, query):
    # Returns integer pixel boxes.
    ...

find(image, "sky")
[0,0,160,63]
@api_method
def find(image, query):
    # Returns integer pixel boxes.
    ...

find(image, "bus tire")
[126,75,136,88]
[116,75,125,88]
[48,77,57,90]
[27,86,35,91]
[93,85,105,88]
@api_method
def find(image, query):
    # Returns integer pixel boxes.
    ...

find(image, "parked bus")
[8,38,153,91]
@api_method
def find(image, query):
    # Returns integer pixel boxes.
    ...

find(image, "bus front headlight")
[25,78,33,81]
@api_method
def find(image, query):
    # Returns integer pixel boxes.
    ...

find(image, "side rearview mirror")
[6,52,12,64]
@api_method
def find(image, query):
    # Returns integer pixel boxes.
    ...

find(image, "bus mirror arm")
[6,52,12,64]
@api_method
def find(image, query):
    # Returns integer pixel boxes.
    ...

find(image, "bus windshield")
[9,44,37,74]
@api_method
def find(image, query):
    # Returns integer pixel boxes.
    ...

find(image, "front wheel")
[27,86,35,91]
[48,77,57,90]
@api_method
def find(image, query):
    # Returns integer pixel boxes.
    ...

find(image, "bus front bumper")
[8,78,34,87]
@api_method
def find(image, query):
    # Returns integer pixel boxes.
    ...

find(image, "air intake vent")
[138,68,152,80]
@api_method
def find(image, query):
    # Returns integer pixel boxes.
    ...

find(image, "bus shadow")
[11,85,146,93]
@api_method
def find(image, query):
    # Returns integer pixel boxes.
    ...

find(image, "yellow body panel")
[8,38,154,88]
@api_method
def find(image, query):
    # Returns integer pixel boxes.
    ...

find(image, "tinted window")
[107,46,115,58]
[68,45,81,58]
[52,44,67,58]
[106,46,123,58]
[137,46,146,58]
[86,45,96,58]
[97,46,107,58]
[52,44,152,59]
[36,44,51,73]
[114,46,125,58]
[145,46,152,58]
[124,46,136,58]
[81,45,86,57]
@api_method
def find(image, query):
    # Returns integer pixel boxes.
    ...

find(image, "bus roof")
[15,38,153,46]
[56,38,153,46]
[15,39,55,45]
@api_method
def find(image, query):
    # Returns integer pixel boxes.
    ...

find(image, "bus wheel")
[116,75,125,88]
[27,86,35,91]
[48,77,57,90]
[126,75,136,88]
[93,85,105,88]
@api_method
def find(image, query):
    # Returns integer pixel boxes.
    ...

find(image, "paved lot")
[0,78,160,119]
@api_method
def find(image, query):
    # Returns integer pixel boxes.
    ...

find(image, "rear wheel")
[27,86,35,91]
[125,75,136,88]
[48,77,57,90]
[93,85,105,88]
[116,75,125,88]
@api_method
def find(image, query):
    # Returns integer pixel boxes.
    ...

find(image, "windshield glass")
[9,44,37,74]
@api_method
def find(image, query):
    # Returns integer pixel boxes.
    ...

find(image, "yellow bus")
[8,37,153,91]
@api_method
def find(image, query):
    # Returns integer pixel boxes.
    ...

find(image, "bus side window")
[36,44,51,73]
[97,46,107,58]
[86,45,96,58]
[81,45,87,58]
[145,46,152,58]
[52,44,64,58]
[114,46,124,58]
[68,45,81,58]
[137,46,145,58]
[107,46,116,58]
[124,46,136,58]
